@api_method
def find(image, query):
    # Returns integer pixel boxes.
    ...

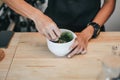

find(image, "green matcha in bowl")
[46,29,77,57]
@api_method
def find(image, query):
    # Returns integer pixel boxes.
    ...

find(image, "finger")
[67,46,80,58]
[42,29,51,40]
[48,29,59,41]
[81,49,87,54]
[80,44,87,54]
[68,40,79,58]
[69,39,78,50]
[53,27,61,38]
[52,29,60,41]
[76,47,83,55]
[46,33,52,40]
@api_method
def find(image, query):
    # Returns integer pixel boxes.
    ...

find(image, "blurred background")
[102,0,120,31]
[0,0,120,32]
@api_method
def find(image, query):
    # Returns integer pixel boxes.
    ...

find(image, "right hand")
[33,14,61,41]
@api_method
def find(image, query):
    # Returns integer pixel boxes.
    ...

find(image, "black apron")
[45,0,104,32]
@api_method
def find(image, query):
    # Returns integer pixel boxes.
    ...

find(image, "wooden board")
[0,33,20,80]
[1,32,120,80]
[6,58,101,80]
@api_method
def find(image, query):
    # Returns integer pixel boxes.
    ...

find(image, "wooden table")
[0,32,120,80]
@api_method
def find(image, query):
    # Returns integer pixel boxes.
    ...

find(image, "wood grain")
[0,33,20,80]
[0,32,120,80]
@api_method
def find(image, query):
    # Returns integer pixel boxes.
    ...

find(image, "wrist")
[82,25,94,40]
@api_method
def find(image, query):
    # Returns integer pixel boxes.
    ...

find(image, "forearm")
[82,0,116,40]
[93,0,116,26]
[3,0,44,20]
[3,0,61,41]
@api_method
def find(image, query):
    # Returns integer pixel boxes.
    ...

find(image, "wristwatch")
[87,22,101,38]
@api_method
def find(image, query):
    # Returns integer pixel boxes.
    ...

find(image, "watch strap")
[87,22,101,38]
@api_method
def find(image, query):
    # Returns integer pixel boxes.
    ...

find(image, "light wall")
[104,0,120,31]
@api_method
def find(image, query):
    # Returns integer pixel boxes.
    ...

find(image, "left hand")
[67,32,89,58]
[67,25,94,58]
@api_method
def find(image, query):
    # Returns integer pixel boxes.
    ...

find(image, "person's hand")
[67,26,94,58]
[33,14,61,41]
[67,33,88,58]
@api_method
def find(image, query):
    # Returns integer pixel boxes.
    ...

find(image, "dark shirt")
[45,0,102,32]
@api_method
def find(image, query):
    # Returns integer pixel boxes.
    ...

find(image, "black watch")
[87,22,101,38]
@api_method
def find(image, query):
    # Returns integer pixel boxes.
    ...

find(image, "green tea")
[53,31,73,43]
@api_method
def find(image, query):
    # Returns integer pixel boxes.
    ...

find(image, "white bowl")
[46,29,77,57]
